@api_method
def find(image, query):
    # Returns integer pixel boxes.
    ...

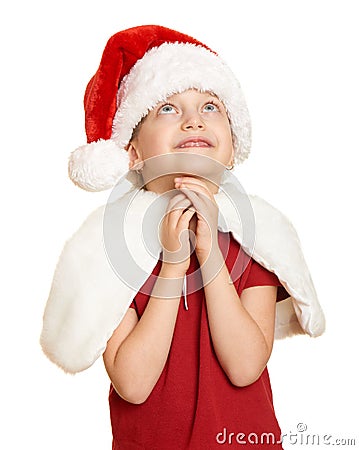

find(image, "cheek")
[217,135,234,165]
[218,123,234,150]
[138,125,173,158]
[137,130,163,157]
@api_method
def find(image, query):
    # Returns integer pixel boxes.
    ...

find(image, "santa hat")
[68,25,251,192]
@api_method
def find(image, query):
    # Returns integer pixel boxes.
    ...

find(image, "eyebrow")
[153,91,224,111]
[204,91,220,100]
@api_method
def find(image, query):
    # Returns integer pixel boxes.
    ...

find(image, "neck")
[143,174,220,194]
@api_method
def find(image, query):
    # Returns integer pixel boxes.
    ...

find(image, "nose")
[181,111,205,131]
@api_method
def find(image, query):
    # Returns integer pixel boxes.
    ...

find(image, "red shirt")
[109,231,286,449]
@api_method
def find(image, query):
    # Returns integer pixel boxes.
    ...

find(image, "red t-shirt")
[109,231,286,449]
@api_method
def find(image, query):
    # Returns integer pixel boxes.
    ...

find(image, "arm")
[199,249,277,387]
[103,192,195,404]
[173,177,277,387]
[103,266,184,404]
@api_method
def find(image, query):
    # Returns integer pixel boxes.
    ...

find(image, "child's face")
[128,89,234,192]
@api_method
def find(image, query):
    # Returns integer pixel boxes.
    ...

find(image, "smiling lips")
[176,137,213,149]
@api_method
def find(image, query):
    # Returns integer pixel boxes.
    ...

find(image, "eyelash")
[204,101,221,111]
[157,100,222,114]
[158,102,177,114]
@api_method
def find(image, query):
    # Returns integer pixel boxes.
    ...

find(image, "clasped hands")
[159,176,222,275]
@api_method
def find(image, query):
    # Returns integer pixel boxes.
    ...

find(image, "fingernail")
[174,177,182,182]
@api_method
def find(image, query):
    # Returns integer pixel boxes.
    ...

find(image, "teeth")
[180,141,209,148]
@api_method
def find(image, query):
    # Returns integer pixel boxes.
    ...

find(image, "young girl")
[41,25,325,449]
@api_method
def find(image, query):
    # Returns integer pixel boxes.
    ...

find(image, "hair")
[129,116,146,143]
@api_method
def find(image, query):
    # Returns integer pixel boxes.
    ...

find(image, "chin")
[144,152,225,185]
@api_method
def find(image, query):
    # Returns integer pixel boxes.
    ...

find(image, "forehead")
[162,88,221,103]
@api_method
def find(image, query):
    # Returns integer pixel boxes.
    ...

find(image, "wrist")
[196,244,223,266]
[196,247,225,286]
[160,263,186,279]
[150,267,185,300]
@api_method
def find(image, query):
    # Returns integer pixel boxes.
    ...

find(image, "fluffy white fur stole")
[40,173,325,373]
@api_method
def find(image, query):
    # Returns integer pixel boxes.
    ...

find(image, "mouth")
[175,136,214,149]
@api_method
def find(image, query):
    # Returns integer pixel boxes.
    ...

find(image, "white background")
[1,0,358,448]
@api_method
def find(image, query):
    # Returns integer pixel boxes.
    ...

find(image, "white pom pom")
[68,139,129,191]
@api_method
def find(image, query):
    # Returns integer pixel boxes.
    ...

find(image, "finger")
[177,207,196,228]
[166,197,192,216]
[175,176,211,189]
[175,178,214,198]
[179,188,218,228]
[179,184,218,214]
[168,197,192,212]
[177,188,204,213]
[166,204,193,229]
[165,193,188,213]
[164,193,191,222]
[177,183,215,207]
[165,197,193,226]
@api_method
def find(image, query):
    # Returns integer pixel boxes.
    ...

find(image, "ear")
[126,143,143,170]
[227,148,235,167]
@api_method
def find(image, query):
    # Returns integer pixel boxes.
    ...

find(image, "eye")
[203,102,219,113]
[158,103,176,114]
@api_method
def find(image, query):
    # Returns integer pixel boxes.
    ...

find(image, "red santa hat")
[68,25,252,192]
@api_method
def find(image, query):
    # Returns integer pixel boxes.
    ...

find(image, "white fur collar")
[40,172,325,373]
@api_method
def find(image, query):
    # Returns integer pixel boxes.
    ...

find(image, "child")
[41,25,325,449]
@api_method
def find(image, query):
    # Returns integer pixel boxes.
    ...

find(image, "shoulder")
[246,194,303,277]
[246,195,325,338]
[248,194,302,260]
[249,194,298,236]
[65,186,144,247]
[66,204,105,244]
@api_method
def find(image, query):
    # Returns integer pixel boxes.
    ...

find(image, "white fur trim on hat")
[68,139,129,192]
[111,42,251,166]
